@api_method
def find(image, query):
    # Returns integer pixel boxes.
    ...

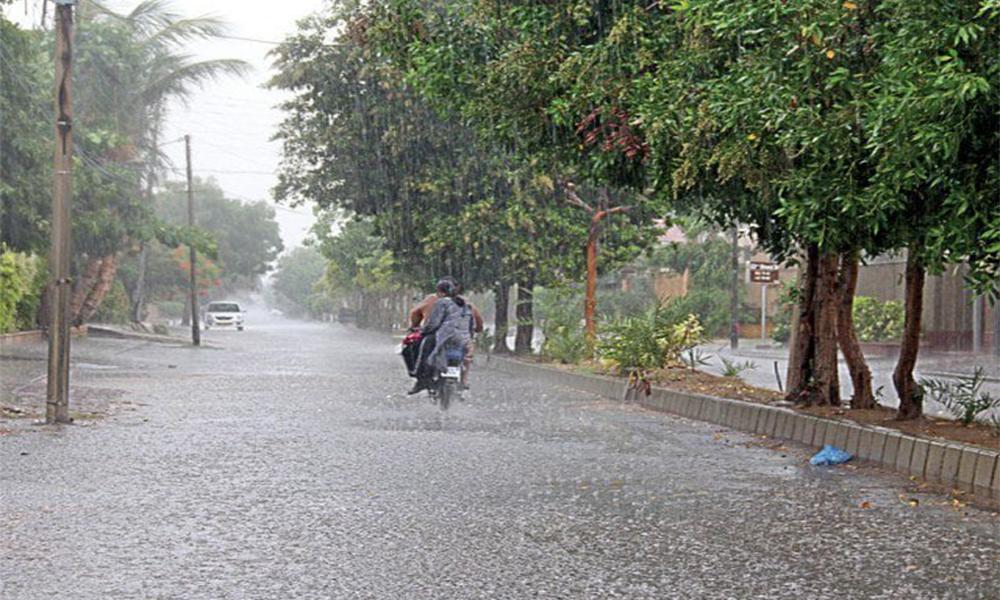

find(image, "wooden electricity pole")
[185,135,201,346]
[45,0,76,425]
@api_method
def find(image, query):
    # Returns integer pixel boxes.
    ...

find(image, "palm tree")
[68,0,250,324]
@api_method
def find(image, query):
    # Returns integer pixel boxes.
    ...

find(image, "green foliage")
[536,287,588,364]
[920,368,1000,426]
[152,178,282,284]
[647,233,740,337]
[14,256,46,331]
[598,306,705,377]
[852,296,905,343]
[0,247,39,333]
[271,246,329,318]
[0,16,49,254]
[770,282,798,344]
[270,1,662,305]
[92,279,130,324]
[720,357,757,379]
[0,249,43,333]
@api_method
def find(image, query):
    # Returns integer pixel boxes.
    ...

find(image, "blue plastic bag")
[810,444,852,466]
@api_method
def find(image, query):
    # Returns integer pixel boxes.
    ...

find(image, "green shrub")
[0,248,41,334]
[598,305,705,378]
[721,357,757,378]
[15,255,46,331]
[537,287,588,364]
[671,288,730,338]
[920,368,999,426]
[93,279,130,324]
[853,296,904,342]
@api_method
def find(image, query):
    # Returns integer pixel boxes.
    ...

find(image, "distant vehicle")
[269,308,283,317]
[204,301,245,331]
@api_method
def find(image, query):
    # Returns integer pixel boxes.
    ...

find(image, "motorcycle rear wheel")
[439,381,455,411]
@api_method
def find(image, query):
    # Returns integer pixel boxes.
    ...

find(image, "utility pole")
[45,0,76,425]
[730,226,740,349]
[993,302,1000,358]
[185,135,201,346]
[971,293,982,354]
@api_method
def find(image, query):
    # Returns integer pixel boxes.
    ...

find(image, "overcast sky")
[8,0,324,250]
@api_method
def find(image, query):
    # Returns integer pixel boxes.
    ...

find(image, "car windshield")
[207,303,240,313]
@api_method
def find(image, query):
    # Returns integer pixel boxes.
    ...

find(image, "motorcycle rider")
[407,278,482,394]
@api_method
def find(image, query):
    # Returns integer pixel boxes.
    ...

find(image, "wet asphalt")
[1,313,998,599]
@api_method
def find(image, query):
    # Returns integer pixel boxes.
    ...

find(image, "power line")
[216,34,282,45]
[167,167,274,176]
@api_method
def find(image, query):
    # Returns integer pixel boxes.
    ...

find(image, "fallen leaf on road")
[907,498,920,507]
[859,501,872,509]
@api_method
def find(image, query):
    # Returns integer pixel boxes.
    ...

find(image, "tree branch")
[563,181,593,213]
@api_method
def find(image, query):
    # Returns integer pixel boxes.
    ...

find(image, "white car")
[204,301,245,331]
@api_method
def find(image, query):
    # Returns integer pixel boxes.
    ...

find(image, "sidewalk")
[698,339,1000,419]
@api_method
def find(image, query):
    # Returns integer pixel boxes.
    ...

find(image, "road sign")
[749,261,779,283]
[749,262,779,343]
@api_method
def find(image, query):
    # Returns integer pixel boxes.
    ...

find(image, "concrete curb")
[0,326,87,349]
[489,356,1000,503]
[87,325,221,348]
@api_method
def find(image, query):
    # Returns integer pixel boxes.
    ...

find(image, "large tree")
[271,2,658,353]
[69,0,249,324]
[0,12,50,254]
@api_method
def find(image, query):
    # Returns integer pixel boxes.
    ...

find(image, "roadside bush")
[921,368,999,426]
[598,305,705,378]
[670,288,729,338]
[853,296,904,342]
[536,287,588,364]
[14,255,46,331]
[0,248,41,334]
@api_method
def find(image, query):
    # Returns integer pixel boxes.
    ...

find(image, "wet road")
[2,314,998,599]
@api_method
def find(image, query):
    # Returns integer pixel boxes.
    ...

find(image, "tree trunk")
[132,123,157,323]
[70,257,102,320]
[812,252,841,406]
[181,294,190,326]
[493,281,510,354]
[894,249,925,420]
[837,250,875,409]
[584,222,598,346]
[786,244,819,400]
[130,242,148,322]
[514,278,534,355]
[74,254,118,325]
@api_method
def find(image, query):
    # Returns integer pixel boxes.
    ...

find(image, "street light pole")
[46,0,76,424]
[185,135,201,347]
[730,226,739,349]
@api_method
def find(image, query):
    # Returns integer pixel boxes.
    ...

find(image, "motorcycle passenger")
[407,278,483,391]
[408,279,474,395]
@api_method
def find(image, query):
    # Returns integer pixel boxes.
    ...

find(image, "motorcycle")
[428,348,465,411]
